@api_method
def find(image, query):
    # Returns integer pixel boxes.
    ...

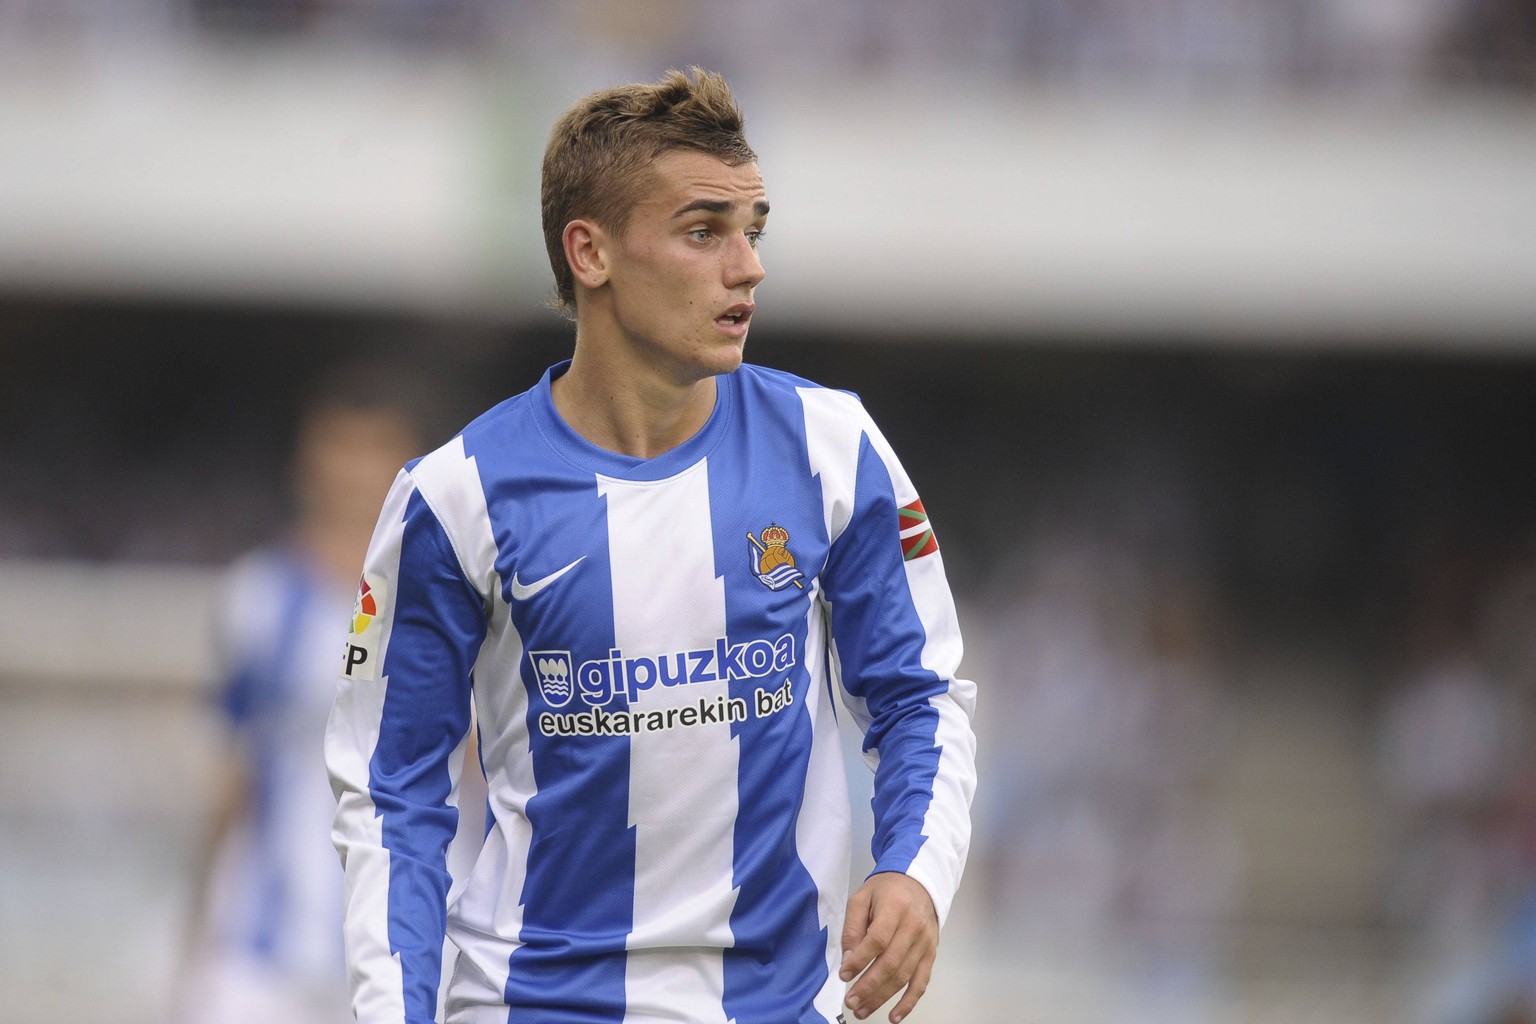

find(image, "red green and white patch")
[898,498,938,561]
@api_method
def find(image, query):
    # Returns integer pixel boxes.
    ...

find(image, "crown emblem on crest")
[747,522,806,592]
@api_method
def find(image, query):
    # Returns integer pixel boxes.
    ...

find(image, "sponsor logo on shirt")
[527,633,798,709]
[528,650,575,707]
[747,522,805,590]
[531,644,798,739]
[341,573,387,681]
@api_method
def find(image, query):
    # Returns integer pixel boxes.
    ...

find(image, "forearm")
[813,398,979,927]
[864,685,976,926]
[329,678,465,1023]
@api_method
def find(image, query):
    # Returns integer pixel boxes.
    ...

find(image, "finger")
[845,903,901,984]
[846,910,930,1016]
[847,922,922,1017]
[887,948,934,1024]
[841,886,873,970]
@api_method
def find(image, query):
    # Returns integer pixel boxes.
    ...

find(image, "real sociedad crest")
[528,650,576,707]
[747,523,805,591]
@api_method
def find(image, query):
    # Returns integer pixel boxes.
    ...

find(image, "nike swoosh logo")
[510,556,586,600]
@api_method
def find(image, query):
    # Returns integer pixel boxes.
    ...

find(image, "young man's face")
[600,148,768,383]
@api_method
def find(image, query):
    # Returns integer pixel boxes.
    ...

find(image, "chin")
[697,341,746,377]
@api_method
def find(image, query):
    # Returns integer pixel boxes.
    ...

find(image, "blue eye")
[689,229,712,243]
[746,229,765,248]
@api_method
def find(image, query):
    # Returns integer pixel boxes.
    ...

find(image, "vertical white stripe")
[899,554,978,927]
[598,460,737,1024]
[445,590,532,1020]
[410,437,502,602]
[793,584,856,1020]
[326,470,414,1024]
[797,387,864,547]
[799,387,877,740]
[407,437,527,1018]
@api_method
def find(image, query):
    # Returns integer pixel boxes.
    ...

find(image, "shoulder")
[426,388,539,469]
[732,363,870,423]
[733,361,850,398]
[220,547,316,615]
[222,547,289,591]
[458,389,537,447]
[735,365,880,449]
[213,547,304,663]
[403,386,539,485]
[393,398,535,595]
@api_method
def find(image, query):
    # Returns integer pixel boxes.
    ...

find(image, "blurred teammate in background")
[174,382,483,1024]
[326,68,977,1024]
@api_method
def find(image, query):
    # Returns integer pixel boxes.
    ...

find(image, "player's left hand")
[839,871,939,1023]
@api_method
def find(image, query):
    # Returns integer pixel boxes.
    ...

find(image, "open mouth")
[717,304,754,330]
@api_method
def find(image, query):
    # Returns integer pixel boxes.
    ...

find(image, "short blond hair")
[540,67,756,317]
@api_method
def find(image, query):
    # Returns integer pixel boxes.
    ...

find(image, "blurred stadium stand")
[2,45,1534,342]
[2,5,1535,1023]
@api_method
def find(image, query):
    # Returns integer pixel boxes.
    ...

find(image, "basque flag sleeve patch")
[898,498,938,561]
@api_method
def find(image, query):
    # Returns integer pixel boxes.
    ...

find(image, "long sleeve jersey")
[326,361,977,1024]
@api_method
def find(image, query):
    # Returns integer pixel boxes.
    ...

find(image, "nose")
[725,232,766,290]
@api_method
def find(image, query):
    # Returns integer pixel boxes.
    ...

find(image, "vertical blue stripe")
[370,490,481,1023]
[825,435,945,876]
[713,368,836,1024]
[464,415,632,1022]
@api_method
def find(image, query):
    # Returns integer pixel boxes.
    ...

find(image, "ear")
[563,219,609,292]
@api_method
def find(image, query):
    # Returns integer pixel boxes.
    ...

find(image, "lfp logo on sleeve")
[341,573,388,681]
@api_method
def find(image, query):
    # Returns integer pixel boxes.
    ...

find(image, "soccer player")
[326,68,977,1024]
[174,389,423,1024]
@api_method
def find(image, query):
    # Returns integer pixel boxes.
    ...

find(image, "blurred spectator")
[1371,551,1536,1024]
[169,375,483,1024]
[1481,759,1536,1024]
[969,475,1239,1016]
[1375,571,1520,934]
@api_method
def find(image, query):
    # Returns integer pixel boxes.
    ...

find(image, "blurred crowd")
[1374,546,1536,1023]
[965,533,1240,1019]
[0,0,1531,93]
[961,485,1536,1022]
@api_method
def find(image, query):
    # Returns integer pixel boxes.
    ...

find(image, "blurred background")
[2,2,1536,1022]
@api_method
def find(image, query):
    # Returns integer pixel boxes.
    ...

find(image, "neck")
[552,332,719,460]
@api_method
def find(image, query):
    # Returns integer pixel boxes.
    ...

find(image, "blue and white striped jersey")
[326,362,977,1024]
[213,549,350,987]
